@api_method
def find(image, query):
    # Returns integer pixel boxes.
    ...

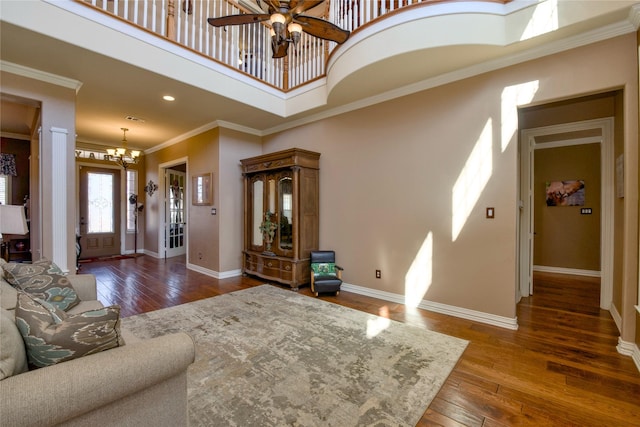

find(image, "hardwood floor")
[79,256,640,426]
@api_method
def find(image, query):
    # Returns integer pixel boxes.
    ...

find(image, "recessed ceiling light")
[163,95,175,101]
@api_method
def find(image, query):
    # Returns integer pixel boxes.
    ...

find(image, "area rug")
[121,285,468,426]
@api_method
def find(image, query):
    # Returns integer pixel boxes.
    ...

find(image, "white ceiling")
[1,1,638,152]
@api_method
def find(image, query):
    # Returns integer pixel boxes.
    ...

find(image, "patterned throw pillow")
[15,293,124,369]
[311,262,336,277]
[2,259,80,311]
[2,259,64,286]
[15,273,80,311]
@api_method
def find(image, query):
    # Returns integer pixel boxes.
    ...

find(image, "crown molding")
[261,15,636,136]
[0,131,31,141]
[1,61,83,93]
[629,3,640,29]
[145,120,262,154]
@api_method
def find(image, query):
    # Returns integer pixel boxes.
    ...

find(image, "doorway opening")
[518,117,614,311]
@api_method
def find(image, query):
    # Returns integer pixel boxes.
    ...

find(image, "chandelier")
[106,128,140,169]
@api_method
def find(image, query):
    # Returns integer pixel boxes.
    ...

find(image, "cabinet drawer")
[262,258,280,277]
[244,254,257,272]
[280,261,293,281]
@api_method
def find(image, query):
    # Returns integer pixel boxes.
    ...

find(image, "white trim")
[186,262,242,280]
[636,305,640,315]
[600,119,615,309]
[0,132,30,141]
[1,60,83,93]
[610,302,622,333]
[630,3,640,29]
[341,282,518,330]
[630,342,640,374]
[617,337,637,357]
[50,127,69,271]
[533,136,602,150]
[158,158,189,260]
[532,265,601,278]
[142,249,159,258]
[145,120,262,154]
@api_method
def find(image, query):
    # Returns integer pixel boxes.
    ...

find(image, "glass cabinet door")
[251,176,264,248]
[278,174,293,251]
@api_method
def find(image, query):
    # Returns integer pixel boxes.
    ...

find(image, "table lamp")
[0,205,29,261]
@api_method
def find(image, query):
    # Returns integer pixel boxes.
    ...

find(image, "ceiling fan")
[206,0,350,59]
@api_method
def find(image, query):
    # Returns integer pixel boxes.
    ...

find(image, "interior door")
[164,169,186,258]
[79,166,121,258]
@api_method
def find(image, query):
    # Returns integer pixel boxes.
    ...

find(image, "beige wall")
[218,129,261,272]
[144,129,219,269]
[260,34,638,322]
[533,144,601,271]
[143,127,261,274]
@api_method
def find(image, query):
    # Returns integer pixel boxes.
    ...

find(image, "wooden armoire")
[241,148,320,290]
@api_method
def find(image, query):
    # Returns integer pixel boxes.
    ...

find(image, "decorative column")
[50,127,69,271]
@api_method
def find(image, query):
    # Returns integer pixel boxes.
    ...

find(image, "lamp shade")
[0,205,28,235]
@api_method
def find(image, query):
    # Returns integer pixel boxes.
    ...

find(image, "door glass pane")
[169,173,185,249]
[252,179,264,246]
[279,176,293,250]
[87,172,114,233]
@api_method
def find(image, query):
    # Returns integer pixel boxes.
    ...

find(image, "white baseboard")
[186,262,242,279]
[341,283,518,330]
[532,265,600,277]
[633,343,640,374]
[617,338,640,373]
[609,302,622,333]
[142,249,159,258]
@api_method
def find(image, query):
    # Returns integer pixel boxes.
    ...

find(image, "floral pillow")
[2,259,64,286]
[15,293,124,369]
[14,273,80,312]
[311,262,337,277]
[2,259,79,311]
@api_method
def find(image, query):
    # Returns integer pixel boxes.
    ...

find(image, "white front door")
[164,169,186,258]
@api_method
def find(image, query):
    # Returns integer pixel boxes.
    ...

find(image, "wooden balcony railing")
[78,0,501,91]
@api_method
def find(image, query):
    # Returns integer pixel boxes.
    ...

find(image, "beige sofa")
[0,265,195,427]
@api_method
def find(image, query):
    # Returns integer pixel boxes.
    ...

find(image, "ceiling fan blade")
[294,15,350,44]
[290,0,325,15]
[262,0,281,13]
[272,40,289,59]
[207,14,270,27]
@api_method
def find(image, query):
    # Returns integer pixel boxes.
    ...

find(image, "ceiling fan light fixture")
[270,13,287,43]
[288,22,302,46]
[270,13,286,25]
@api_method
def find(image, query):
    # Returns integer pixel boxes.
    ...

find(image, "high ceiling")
[1,1,638,152]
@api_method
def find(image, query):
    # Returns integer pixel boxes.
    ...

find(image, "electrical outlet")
[375,269,381,279]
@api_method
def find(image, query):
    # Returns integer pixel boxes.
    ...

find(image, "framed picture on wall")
[545,180,585,206]
[192,173,213,205]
